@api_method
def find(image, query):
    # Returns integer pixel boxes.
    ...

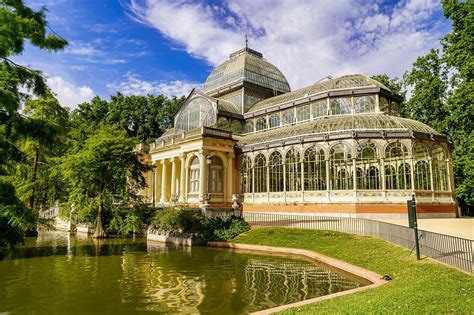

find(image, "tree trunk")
[29,148,40,209]
[93,199,107,238]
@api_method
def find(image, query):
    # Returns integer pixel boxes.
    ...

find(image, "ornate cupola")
[202,42,290,114]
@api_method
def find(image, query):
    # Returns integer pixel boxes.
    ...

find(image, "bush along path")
[148,208,250,242]
[232,227,474,314]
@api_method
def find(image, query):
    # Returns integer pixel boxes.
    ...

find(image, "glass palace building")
[139,46,457,218]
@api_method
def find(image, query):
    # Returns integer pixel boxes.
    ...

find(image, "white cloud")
[126,0,447,90]
[46,76,95,108]
[106,72,200,98]
[65,41,102,56]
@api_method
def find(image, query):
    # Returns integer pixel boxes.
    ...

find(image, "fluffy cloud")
[126,0,447,89]
[106,72,200,98]
[46,76,95,108]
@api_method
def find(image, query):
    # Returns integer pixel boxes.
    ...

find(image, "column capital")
[198,148,209,157]
[160,159,166,165]
[169,156,177,163]
[179,152,187,160]
[227,152,235,159]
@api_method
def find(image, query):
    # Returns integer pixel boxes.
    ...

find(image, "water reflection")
[0,232,363,314]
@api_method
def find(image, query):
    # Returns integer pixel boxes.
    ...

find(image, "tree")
[71,93,185,144]
[61,125,149,238]
[441,0,474,214]
[403,49,449,133]
[0,0,67,247]
[12,93,69,212]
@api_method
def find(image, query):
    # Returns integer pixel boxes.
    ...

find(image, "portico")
[142,126,236,208]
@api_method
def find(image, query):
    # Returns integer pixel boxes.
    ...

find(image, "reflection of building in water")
[119,243,205,313]
[243,259,360,307]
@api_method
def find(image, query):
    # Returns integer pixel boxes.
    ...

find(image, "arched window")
[189,157,200,193]
[354,96,376,113]
[241,156,252,193]
[268,113,280,128]
[304,147,326,191]
[269,152,283,192]
[385,142,411,190]
[330,97,352,115]
[297,105,310,122]
[210,156,223,193]
[254,154,267,193]
[356,143,380,189]
[216,117,229,130]
[244,121,254,133]
[176,97,215,131]
[414,143,431,190]
[230,120,243,133]
[330,144,353,190]
[285,149,301,191]
[282,109,294,125]
[432,145,448,191]
[255,117,267,131]
[312,100,327,118]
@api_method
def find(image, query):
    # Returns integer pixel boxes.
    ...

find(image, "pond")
[0,232,365,314]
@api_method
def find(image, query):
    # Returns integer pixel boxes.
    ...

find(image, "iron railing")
[242,212,473,273]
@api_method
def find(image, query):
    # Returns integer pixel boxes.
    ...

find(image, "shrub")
[210,216,250,241]
[149,209,250,241]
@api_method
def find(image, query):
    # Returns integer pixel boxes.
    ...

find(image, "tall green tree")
[61,125,149,238]
[441,0,474,214]
[0,0,67,247]
[12,93,69,212]
[403,49,449,133]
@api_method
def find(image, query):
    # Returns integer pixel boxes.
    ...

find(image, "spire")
[245,33,248,49]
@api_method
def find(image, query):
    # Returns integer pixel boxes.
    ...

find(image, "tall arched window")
[254,154,267,193]
[255,117,267,131]
[269,152,283,192]
[268,113,280,128]
[175,97,215,131]
[330,144,353,190]
[244,121,254,133]
[330,97,352,115]
[189,157,200,193]
[210,156,223,193]
[296,105,310,122]
[414,143,431,190]
[285,149,301,191]
[304,147,326,191]
[356,143,380,189]
[432,144,448,191]
[241,156,252,193]
[385,142,411,190]
[282,109,294,125]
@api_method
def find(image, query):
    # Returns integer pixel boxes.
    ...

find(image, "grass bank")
[232,227,473,314]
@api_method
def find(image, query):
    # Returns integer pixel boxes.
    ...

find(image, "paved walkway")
[377,218,474,240]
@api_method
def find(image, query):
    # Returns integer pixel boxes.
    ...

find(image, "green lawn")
[232,227,473,314]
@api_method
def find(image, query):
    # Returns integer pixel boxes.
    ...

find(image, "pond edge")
[207,241,387,315]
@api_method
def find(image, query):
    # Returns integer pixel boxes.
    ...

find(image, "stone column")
[170,157,177,198]
[226,152,234,203]
[160,159,168,203]
[381,158,386,190]
[352,158,357,191]
[198,150,207,200]
[179,153,187,202]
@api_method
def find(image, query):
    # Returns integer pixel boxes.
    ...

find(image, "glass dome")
[202,47,291,95]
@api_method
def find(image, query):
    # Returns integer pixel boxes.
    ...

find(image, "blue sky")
[15,0,451,108]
